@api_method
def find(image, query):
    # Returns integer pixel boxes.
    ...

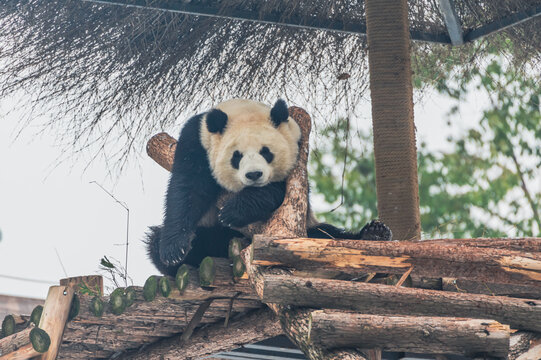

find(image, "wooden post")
[38,286,74,360]
[365,0,421,241]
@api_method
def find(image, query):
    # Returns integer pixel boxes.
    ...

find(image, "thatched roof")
[0,0,540,168]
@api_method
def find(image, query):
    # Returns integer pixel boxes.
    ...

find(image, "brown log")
[427,238,541,252]
[146,132,176,172]
[38,286,74,360]
[310,310,510,358]
[252,236,541,287]
[440,277,541,299]
[0,343,38,360]
[260,274,541,332]
[0,328,35,357]
[116,308,281,360]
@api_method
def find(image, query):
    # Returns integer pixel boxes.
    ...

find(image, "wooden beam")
[438,0,464,45]
[310,311,510,358]
[38,286,74,360]
[251,236,541,286]
[79,0,451,44]
[260,274,541,332]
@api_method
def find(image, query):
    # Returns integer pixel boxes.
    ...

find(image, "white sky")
[0,89,487,299]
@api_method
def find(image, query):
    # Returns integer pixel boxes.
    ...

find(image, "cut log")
[260,274,541,332]
[310,310,510,358]
[0,327,34,356]
[252,236,541,287]
[116,308,281,360]
[38,285,75,360]
[146,132,176,172]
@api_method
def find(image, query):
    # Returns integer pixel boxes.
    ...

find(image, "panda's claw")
[359,220,392,241]
[159,231,194,266]
[218,204,251,228]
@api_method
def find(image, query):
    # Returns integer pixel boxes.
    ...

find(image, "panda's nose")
[245,171,263,181]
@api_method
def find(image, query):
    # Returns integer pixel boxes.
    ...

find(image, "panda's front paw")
[159,231,195,266]
[218,203,251,228]
[359,220,392,241]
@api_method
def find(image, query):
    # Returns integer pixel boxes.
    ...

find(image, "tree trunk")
[260,274,541,332]
[310,311,510,358]
[251,236,541,287]
[365,0,421,241]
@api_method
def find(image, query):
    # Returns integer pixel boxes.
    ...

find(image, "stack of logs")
[147,107,541,360]
[1,107,539,359]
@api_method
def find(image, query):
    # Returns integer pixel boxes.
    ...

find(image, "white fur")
[200,99,301,192]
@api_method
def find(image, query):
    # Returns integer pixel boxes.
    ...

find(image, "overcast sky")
[0,90,485,300]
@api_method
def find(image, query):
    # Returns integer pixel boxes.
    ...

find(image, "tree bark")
[0,327,35,356]
[260,274,541,332]
[251,236,541,287]
[310,311,510,358]
[116,308,282,360]
[365,0,421,241]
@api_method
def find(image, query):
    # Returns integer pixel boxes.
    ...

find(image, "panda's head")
[200,99,301,192]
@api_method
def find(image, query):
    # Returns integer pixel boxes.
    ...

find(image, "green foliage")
[310,58,540,238]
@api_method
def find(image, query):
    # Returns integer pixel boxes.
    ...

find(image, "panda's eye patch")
[260,146,274,163]
[231,151,243,169]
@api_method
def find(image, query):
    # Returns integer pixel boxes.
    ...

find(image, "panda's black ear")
[206,109,228,134]
[270,99,289,127]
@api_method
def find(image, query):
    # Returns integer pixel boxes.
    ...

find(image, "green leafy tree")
[310,59,540,238]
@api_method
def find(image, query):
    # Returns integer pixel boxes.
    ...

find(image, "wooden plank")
[38,286,74,360]
[261,274,541,332]
[252,236,541,286]
[311,311,510,357]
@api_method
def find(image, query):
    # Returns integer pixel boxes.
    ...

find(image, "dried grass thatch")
[0,0,539,169]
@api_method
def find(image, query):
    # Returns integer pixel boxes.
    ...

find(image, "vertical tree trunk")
[365,0,421,241]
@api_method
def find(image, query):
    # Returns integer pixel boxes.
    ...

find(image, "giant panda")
[146,99,392,276]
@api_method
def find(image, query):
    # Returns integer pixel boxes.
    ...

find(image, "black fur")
[146,225,244,276]
[259,146,274,163]
[308,220,392,241]
[270,99,289,127]
[159,114,222,266]
[218,181,286,228]
[206,109,228,133]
